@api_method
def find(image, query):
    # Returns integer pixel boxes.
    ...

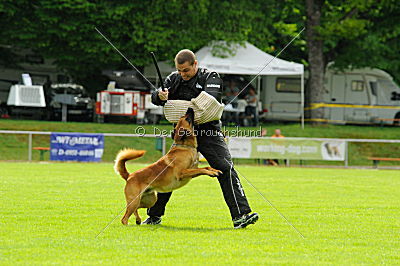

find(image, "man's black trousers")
[147,131,252,220]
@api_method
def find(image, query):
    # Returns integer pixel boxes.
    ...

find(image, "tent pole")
[301,72,305,129]
[257,76,261,126]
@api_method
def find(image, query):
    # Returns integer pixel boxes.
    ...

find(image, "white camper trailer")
[260,67,400,125]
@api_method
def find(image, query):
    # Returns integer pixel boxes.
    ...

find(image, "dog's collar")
[172,143,197,150]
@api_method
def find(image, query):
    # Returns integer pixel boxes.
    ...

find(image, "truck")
[259,67,400,125]
[48,83,94,121]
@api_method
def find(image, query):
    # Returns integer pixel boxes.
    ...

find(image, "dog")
[324,143,341,157]
[114,108,222,225]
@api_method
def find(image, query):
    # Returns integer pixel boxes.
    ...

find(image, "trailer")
[95,89,164,124]
[260,67,400,125]
[6,84,47,119]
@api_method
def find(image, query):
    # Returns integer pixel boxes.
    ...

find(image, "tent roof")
[144,61,175,78]
[195,41,304,76]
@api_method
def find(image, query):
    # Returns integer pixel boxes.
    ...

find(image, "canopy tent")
[145,42,304,76]
[195,41,305,127]
[196,41,304,76]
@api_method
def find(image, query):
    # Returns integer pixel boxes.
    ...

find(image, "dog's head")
[172,108,197,147]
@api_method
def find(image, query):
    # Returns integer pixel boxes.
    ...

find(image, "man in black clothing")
[144,49,258,229]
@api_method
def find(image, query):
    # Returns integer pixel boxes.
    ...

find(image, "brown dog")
[114,108,222,225]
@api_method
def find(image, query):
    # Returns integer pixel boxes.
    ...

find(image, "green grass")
[0,119,399,166]
[1,162,399,264]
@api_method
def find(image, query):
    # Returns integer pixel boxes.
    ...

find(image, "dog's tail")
[114,148,146,180]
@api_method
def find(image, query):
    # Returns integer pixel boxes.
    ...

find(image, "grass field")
[1,162,399,264]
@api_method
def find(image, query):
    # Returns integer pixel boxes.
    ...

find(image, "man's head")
[175,49,198,81]
[261,129,267,136]
[275,129,281,136]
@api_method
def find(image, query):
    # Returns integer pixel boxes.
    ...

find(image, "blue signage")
[50,133,104,162]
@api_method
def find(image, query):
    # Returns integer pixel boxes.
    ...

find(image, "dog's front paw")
[206,171,219,177]
[210,168,223,175]
[206,168,222,177]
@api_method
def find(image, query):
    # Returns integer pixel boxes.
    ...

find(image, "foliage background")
[1,0,399,97]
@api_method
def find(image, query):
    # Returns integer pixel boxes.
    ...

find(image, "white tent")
[196,41,304,75]
[195,41,305,127]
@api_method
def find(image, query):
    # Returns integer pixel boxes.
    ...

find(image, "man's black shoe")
[142,216,162,225]
[233,213,259,229]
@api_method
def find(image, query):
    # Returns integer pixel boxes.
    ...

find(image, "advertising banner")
[227,138,345,161]
[50,133,104,162]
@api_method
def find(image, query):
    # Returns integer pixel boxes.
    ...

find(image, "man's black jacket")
[151,68,223,131]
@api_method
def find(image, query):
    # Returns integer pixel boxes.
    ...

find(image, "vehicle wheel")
[96,114,104,123]
[394,113,400,126]
[0,105,7,117]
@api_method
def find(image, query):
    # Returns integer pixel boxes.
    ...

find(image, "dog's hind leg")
[121,181,142,225]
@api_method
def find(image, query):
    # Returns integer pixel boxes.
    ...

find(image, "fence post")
[28,133,32,161]
[162,136,166,155]
[344,141,348,168]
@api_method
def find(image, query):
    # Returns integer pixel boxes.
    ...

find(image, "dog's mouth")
[172,108,197,144]
[185,108,194,126]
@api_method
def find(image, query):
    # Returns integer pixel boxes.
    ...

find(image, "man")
[270,129,285,165]
[244,87,258,126]
[272,128,284,138]
[222,80,240,126]
[145,49,259,229]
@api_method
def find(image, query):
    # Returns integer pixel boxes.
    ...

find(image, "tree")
[1,0,399,106]
[306,0,324,121]
[303,0,400,122]
[331,1,400,82]
[1,0,275,95]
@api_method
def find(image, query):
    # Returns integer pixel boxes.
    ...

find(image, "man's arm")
[204,72,223,102]
[151,89,166,106]
[247,96,257,103]
[151,73,174,106]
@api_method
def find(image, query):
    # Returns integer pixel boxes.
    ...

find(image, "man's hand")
[158,89,169,101]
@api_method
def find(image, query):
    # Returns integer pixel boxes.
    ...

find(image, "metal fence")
[0,130,167,161]
[1,130,400,167]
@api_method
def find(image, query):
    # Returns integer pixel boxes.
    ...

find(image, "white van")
[260,67,400,125]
